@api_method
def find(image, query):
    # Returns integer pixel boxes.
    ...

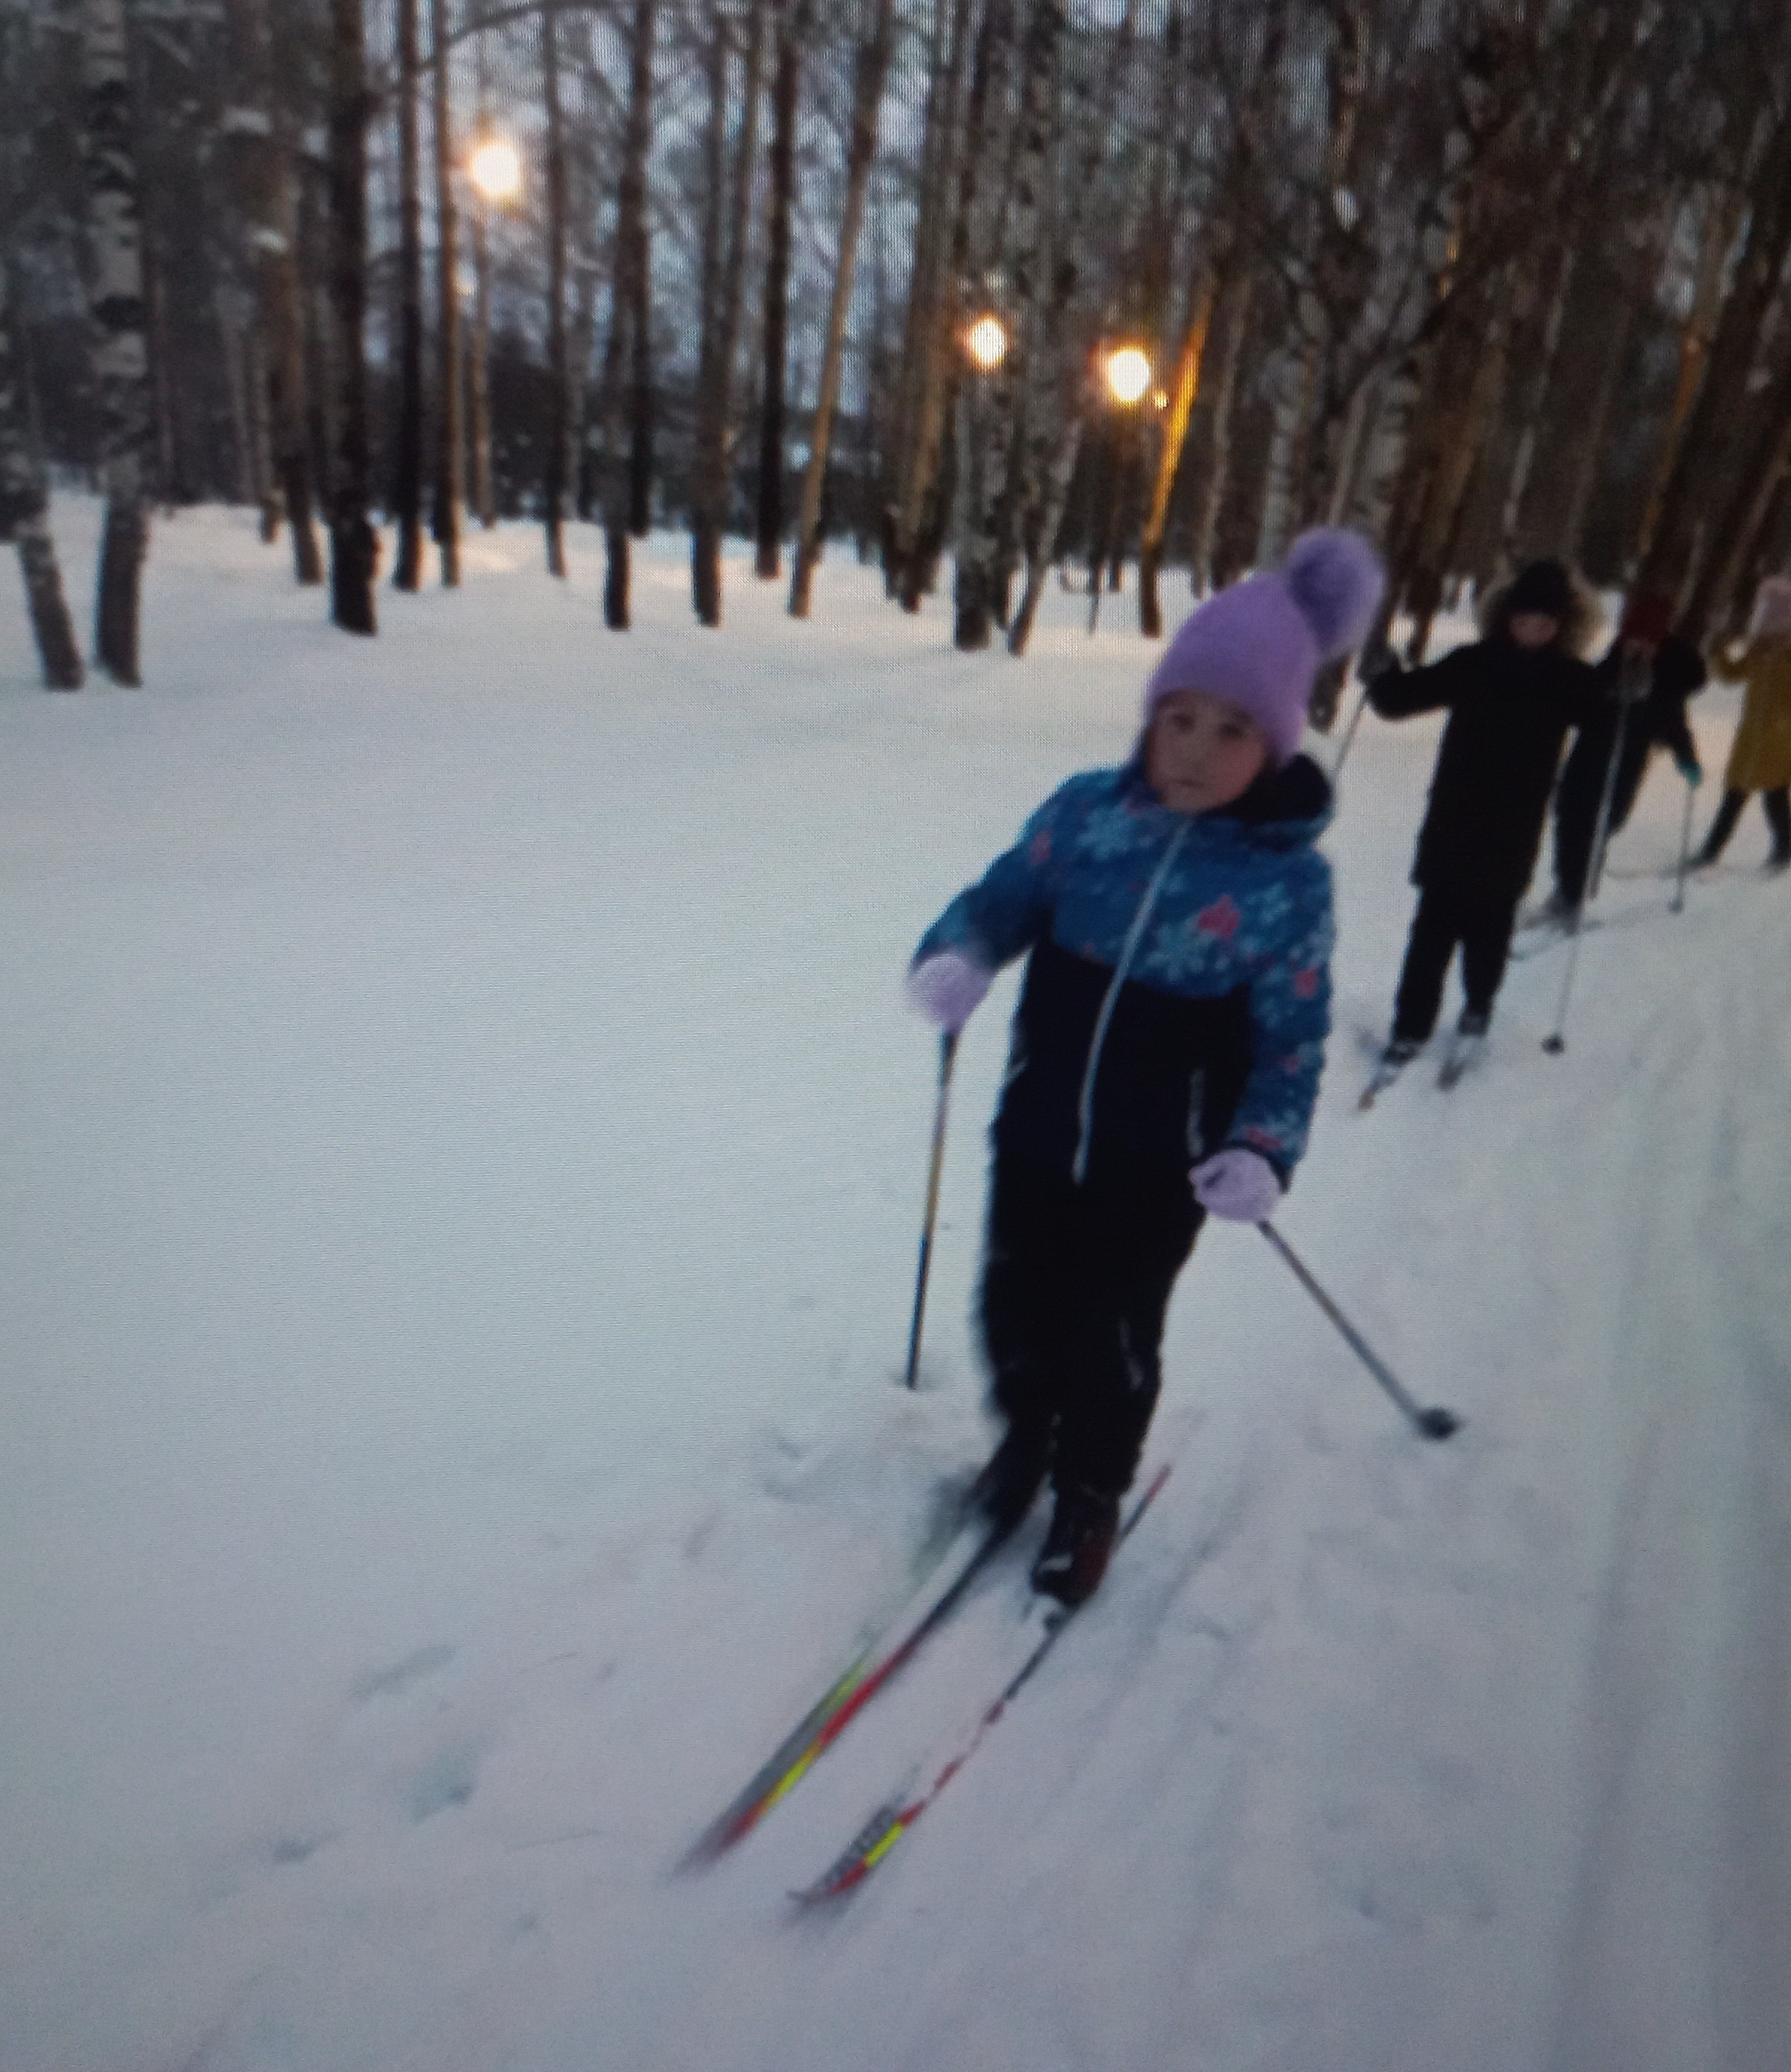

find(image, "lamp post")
[1089,341,1152,631]
[950,305,1013,650]
[465,130,520,531]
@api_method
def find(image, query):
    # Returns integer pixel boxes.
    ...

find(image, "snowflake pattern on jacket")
[915,761,1334,1175]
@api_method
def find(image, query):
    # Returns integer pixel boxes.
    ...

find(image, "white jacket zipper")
[1071,820,1190,1185]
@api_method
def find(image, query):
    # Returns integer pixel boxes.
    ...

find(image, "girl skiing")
[1363,557,1605,1078]
[906,530,1382,1606]
[1692,575,1791,871]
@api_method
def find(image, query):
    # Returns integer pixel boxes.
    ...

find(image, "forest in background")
[5,0,1791,694]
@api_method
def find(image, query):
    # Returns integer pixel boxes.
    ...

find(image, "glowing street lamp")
[1103,344,1153,406]
[467,135,523,205]
[963,313,1009,371]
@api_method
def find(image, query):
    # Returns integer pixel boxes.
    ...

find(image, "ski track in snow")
[3,504,1789,2071]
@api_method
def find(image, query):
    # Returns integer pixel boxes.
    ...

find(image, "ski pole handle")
[1258,1220,1459,1439]
[903,1030,959,1391]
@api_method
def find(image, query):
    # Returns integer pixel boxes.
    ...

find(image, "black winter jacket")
[1367,636,1605,899]
[1586,635,1707,764]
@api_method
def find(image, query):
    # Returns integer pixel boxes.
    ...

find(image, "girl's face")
[1146,690,1273,815]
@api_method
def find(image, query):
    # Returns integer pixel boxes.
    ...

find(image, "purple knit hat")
[1142,529,1385,763]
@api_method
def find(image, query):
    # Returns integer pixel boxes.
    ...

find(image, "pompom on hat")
[1142,528,1385,764]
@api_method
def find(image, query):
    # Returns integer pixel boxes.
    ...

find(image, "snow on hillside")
[3,503,1787,2072]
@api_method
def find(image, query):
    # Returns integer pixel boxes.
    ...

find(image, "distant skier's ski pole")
[1544,688,1635,1054]
[903,1030,959,1389]
[1329,684,1370,785]
[1671,776,1695,915]
[1541,912,1589,1055]
[1257,1222,1460,1439]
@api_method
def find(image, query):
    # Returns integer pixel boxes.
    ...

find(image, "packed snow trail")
[2,504,1789,2071]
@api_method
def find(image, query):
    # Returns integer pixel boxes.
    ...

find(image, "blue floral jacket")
[915,756,1334,1182]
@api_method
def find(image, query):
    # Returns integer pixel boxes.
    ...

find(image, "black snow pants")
[1391,880,1523,1044]
[1553,718,1651,906]
[1698,786,1791,865]
[979,1152,1201,1500]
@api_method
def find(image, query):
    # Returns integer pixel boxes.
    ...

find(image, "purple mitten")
[1191,1147,1282,1223]
[906,950,992,1033]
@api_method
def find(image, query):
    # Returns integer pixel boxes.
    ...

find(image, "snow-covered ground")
[4,503,1788,2072]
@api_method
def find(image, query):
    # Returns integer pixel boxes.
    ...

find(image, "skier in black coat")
[1363,559,1606,1067]
[1547,590,1706,915]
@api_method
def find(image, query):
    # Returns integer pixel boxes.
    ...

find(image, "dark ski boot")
[1438,1009,1488,1089]
[1358,1036,1421,1110]
[969,1421,1053,1538]
[1030,1482,1122,1607]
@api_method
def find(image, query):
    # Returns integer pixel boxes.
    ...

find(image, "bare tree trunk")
[1138,272,1214,636]
[144,211,179,508]
[81,0,153,679]
[1497,237,1576,565]
[894,0,1009,612]
[755,0,809,579]
[225,0,324,583]
[1401,281,1512,661]
[0,259,84,687]
[1004,408,1083,655]
[215,288,261,510]
[788,0,898,617]
[467,10,496,531]
[1681,343,1791,641]
[625,0,655,544]
[326,0,377,633]
[595,288,628,622]
[430,0,461,585]
[541,0,568,577]
[1637,99,1791,607]
[1254,334,1318,569]
[956,0,1062,650]
[469,191,495,527]
[880,0,968,597]
[81,0,153,682]
[690,0,767,626]
[392,0,424,588]
[690,11,729,614]
[596,0,657,621]
[1188,264,1252,595]
[1632,185,1745,569]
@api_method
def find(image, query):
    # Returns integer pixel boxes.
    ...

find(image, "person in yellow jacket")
[1693,574,1791,870]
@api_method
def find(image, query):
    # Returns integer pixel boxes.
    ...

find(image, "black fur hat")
[1505,559,1575,620]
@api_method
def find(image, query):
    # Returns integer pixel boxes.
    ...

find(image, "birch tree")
[223,0,323,584]
[691,0,768,627]
[0,258,83,688]
[327,0,377,634]
[392,0,426,589]
[788,0,899,617]
[755,0,811,579]
[431,0,462,584]
[81,0,152,684]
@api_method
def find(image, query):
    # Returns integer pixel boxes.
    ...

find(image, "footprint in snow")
[350,1642,457,1703]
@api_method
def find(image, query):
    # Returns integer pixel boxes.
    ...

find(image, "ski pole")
[1328,684,1370,785]
[903,1030,959,1390]
[1671,774,1695,915]
[1257,1221,1461,1440]
[1544,690,1633,1054]
[1583,683,1636,906]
